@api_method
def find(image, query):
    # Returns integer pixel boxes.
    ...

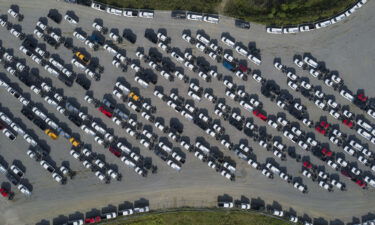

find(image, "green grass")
[98,210,293,225]
[224,0,358,25]
[95,0,358,26]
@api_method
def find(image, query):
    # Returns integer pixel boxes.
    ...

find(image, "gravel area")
[0,0,374,225]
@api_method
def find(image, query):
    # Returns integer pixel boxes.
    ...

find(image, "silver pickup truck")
[0,162,7,174]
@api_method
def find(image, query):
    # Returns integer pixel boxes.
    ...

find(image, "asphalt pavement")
[0,0,374,225]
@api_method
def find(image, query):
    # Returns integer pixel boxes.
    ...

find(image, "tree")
[281,3,289,11]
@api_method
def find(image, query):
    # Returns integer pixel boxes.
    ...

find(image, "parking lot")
[0,0,375,224]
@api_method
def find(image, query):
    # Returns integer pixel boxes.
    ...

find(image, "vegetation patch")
[224,0,358,25]
[98,210,293,225]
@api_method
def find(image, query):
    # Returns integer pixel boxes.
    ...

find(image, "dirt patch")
[216,0,230,14]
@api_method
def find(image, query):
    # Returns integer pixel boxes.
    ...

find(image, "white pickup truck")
[218,202,233,208]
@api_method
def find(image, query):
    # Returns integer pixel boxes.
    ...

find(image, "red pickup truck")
[0,188,14,200]
[253,110,267,121]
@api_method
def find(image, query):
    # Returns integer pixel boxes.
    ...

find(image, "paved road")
[0,0,374,225]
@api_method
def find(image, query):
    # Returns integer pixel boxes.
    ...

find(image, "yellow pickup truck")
[128,92,140,101]
[69,137,81,147]
[75,52,90,65]
[45,129,58,140]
